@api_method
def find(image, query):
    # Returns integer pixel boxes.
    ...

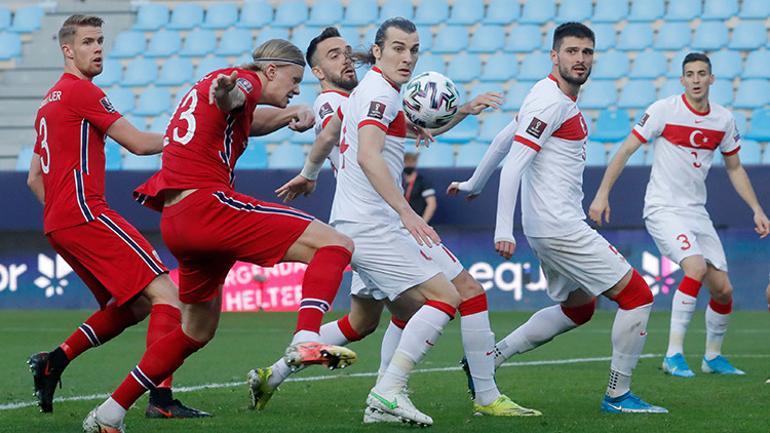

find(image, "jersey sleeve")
[357,93,399,132]
[512,98,563,152]
[235,72,262,112]
[70,80,123,133]
[33,117,42,155]
[632,100,666,143]
[719,113,741,156]
[315,96,339,129]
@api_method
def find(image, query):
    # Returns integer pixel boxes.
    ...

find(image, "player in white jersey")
[451,22,667,414]
[589,52,770,378]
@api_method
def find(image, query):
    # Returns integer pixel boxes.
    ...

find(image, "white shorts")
[527,223,632,303]
[644,209,727,271]
[334,221,464,301]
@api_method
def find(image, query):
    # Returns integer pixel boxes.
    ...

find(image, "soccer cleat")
[247,367,276,411]
[28,352,63,413]
[363,405,403,424]
[145,399,211,418]
[473,395,542,417]
[366,388,433,426]
[701,355,746,375]
[662,353,695,378]
[283,342,357,370]
[601,391,668,414]
[83,408,125,433]
[459,357,475,400]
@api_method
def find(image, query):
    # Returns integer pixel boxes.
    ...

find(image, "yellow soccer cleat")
[473,395,543,417]
[247,367,276,411]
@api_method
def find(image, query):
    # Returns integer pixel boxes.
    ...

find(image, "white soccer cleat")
[83,407,125,433]
[366,388,433,427]
[363,405,403,424]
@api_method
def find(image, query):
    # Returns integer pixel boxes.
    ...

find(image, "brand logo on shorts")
[34,253,73,298]
[367,101,386,120]
[525,117,547,139]
[641,251,680,296]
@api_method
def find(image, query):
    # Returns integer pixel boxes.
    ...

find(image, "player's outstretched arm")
[724,153,770,238]
[588,133,644,226]
[209,71,246,113]
[427,92,503,137]
[494,144,536,259]
[27,152,44,204]
[250,105,314,136]
[107,118,164,155]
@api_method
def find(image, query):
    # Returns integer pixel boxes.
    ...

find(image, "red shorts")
[160,188,313,304]
[46,209,168,307]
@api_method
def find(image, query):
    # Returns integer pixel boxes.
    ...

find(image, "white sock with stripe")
[607,303,651,398]
[377,319,404,384]
[492,305,577,368]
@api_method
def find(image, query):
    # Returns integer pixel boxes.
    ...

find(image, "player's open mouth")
[573,66,586,73]
[342,67,355,77]
[398,68,411,75]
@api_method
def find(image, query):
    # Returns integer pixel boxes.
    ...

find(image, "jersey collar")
[681,93,710,116]
[372,66,401,91]
[548,74,577,102]
[321,89,350,97]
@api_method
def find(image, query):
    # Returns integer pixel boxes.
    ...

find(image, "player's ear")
[265,63,277,81]
[550,49,558,65]
[61,43,74,60]
[679,75,686,87]
[708,74,715,85]
[311,65,324,81]
[372,44,382,61]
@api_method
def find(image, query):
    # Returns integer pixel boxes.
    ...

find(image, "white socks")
[319,319,351,346]
[290,330,320,345]
[377,320,404,383]
[460,309,500,406]
[96,397,127,426]
[666,290,697,357]
[705,303,730,360]
[607,303,651,397]
[493,304,577,368]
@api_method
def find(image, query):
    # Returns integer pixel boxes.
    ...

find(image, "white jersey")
[330,67,407,225]
[514,74,590,238]
[633,94,741,218]
[313,89,349,173]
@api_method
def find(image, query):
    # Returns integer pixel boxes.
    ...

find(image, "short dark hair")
[306,27,341,67]
[353,17,417,65]
[552,22,595,51]
[58,14,104,44]
[682,52,712,74]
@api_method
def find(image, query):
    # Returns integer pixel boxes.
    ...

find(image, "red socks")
[337,314,363,342]
[60,303,140,361]
[146,304,181,389]
[296,246,352,334]
[678,276,702,298]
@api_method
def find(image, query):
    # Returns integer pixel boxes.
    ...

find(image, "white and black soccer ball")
[402,71,460,128]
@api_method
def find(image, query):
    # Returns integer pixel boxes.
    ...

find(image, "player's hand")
[495,240,516,260]
[754,210,770,239]
[275,174,316,202]
[446,181,479,201]
[460,92,503,116]
[401,209,441,247]
[288,105,315,132]
[588,195,611,226]
[407,122,435,148]
[208,71,239,104]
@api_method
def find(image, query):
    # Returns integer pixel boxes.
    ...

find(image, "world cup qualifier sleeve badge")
[367,101,386,120]
[526,117,547,139]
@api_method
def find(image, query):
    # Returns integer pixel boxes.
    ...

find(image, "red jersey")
[135,68,262,211]
[33,73,122,234]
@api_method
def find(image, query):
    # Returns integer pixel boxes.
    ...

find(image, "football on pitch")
[402,71,460,128]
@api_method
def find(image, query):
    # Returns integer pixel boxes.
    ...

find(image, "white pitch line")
[2,352,768,411]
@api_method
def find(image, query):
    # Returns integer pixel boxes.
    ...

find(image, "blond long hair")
[245,39,306,71]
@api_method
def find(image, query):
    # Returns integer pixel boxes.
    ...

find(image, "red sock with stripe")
[146,304,181,394]
[667,275,702,357]
[59,303,141,363]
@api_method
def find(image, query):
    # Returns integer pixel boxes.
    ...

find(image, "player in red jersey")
[84,39,355,433]
[26,15,208,418]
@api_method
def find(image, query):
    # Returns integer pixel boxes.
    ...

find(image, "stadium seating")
[291,26,324,50]
[123,153,161,170]
[105,141,123,171]
[14,146,32,171]
[149,116,169,132]
[93,59,122,87]
[657,79,682,99]
[628,0,664,21]
[618,80,656,109]
[746,109,770,142]
[273,0,308,27]
[179,29,217,57]
[617,23,653,51]
[109,31,146,59]
[145,29,181,58]
[468,25,505,53]
[734,111,748,134]
[592,109,631,142]
[518,52,551,81]
[9,5,43,33]
[478,112,511,142]
[343,0,377,25]
[629,50,667,79]
[202,3,239,29]
[710,80,734,106]
[446,52,480,83]
[480,52,517,82]
[122,58,158,87]
[585,142,607,166]
[418,144,454,167]
[440,116,479,144]
[167,3,204,30]
[269,144,305,168]
[414,0,449,25]
[133,87,171,117]
[654,22,691,50]
[307,0,343,26]
[703,0,738,20]
[592,50,630,80]
[593,0,628,22]
[592,24,616,51]
[156,57,193,86]
[380,0,414,20]
[133,3,169,31]
[710,50,743,79]
[665,0,701,21]
[0,32,22,59]
[691,22,729,51]
[216,28,254,56]
[417,26,433,50]
[290,128,315,144]
[502,82,534,111]
[739,0,770,18]
[665,50,688,78]
[739,140,762,165]
[520,0,555,24]
[447,0,483,25]
[256,27,290,46]
[580,80,617,109]
[107,88,135,114]
[728,21,766,50]
[237,1,273,28]
[484,0,520,24]
[743,50,770,79]
[504,25,541,53]
[238,141,268,169]
[433,26,468,54]
[734,79,770,109]
[0,6,10,30]
[413,53,445,76]
[456,143,489,167]
[556,0,592,23]
[194,56,230,81]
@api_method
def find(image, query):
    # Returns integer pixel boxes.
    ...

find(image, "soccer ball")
[402,71,460,128]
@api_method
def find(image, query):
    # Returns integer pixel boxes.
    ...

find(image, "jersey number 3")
[38,117,51,174]
[172,90,198,145]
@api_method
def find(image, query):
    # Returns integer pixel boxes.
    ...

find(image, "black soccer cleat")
[27,352,63,413]
[460,356,476,400]
[145,399,212,419]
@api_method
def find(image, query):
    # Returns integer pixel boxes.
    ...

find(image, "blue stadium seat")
[121,58,157,87]
[260,124,293,144]
[628,0,664,21]
[702,0,738,20]
[518,52,551,81]
[746,109,770,141]
[180,29,216,57]
[657,79,682,99]
[692,22,728,51]
[469,82,502,100]
[133,3,169,31]
[580,80,617,109]
[344,0,377,25]
[479,112,512,141]
[106,88,135,114]
[503,82,534,111]
[556,0,592,23]
[296,84,319,105]
[290,128,315,144]
[710,80,734,106]
[729,21,766,50]
[417,26,433,51]
[15,146,33,171]
[618,80,656,109]
[733,80,770,109]
[145,30,181,58]
[743,50,770,79]
[520,0,555,24]
[269,144,305,168]
[630,50,666,79]
[733,111,747,134]
[338,26,361,47]
[237,0,272,28]
[194,56,230,80]
[456,143,489,167]
[256,27,290,46]
[0,6,10,30]
[710,50,742,80]
[666,50,688,78]
[446,52,480,83]
[123,153,161,170]
[654,22,691,50]
[9,5,43,33]
[585,142,607,166]
[432,26,467,54]
[157,57,193,86]
[149,115,169,133]
[108,31,145,59]
[216,28,253,56]
[380,0,413,20]
[415,0,449,25]
[504,25,541,53]
[202,3,238,29]
[592,23,616,51]
[448,0,483,24]
[468,25,504,53]
[592,109,631,142]
[167,4,204,30]
[738,140,762,165]
[418,144,454,168]
[617,23,653,51]
[124,114,148,131]
[134,87,171,117]
[93,59,122,87]
[739,0,770,19]
[291,26,324,50]
[307,0,343,26]
[362,26,377,46]
[440,116,479,143]
[665,0,701,21]
[0,32,21,59]
[484,0,520,24]
[592,50,629,80]
[480,52,517,82]
[105,140,122,171]
[238,141,268,169]
[593,0,628,23]
[414,53,445,76]
[274,0,308,27]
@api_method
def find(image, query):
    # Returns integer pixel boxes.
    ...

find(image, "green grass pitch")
[1,310,768,433]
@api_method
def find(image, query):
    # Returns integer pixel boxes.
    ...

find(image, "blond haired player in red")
[590,52,770,377]
[83,39,355,433]
[27,14,208,419]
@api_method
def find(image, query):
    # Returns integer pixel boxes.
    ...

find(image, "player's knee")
[455,272,484,300]
[682,258,708,281]
[710,281,733,303]
[328,232,354,254]
[144,274,182,308]
[560,298,596,325]
[347,311,379,338]
[613,270,654,310]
